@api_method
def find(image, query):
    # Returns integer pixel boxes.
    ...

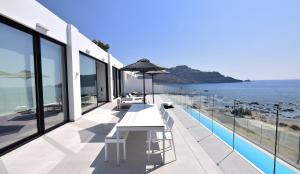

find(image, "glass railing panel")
[210,96,234,146]
[159,84,299,173]
[199,95,212,118]
[277,104,300,170]
[261,106,277,155]
[213,96,234,131]
[234,102,250,141]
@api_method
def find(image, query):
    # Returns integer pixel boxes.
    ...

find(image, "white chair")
[116,97,122,110]
[147,115,176,161]
[159,104,165,115]
[161,111,169,124]
[105,124,129,161]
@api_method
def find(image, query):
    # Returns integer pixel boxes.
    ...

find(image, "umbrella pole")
[143,72,146,104]
[152,74,154,104]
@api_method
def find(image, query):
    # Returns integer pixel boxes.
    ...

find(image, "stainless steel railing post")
[273,104,280,174]
[233,100,237,150]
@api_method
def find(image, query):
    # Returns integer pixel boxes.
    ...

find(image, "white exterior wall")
[107,54,113,101]
[66,24,82,121]
[0,0,68,43]
[0,0,132,121]
[124,79,153,94]
[76,32,109,64]
[110,54,124,69]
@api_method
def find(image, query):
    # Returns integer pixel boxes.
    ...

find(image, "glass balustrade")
[158,85,299,174]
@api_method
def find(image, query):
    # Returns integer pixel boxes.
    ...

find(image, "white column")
[66,24,82,121]
[107,53,113,102]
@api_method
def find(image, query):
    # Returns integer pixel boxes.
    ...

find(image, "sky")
[38,0,300,80]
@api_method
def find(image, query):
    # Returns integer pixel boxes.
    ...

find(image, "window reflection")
[41,38,66,129]
[0,22,38,149]
[80,54,97,113]
[112,67,121,98]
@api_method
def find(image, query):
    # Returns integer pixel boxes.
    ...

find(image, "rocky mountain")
[154,65,242,84]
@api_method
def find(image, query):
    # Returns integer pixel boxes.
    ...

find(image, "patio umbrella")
[142,70,169,104]
[120,58,166,104]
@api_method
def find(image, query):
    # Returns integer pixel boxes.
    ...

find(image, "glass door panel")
[80,54,97,113]
[40,38,67,129]
[0,22,38,149]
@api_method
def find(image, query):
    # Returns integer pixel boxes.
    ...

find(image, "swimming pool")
[184,106,297,174]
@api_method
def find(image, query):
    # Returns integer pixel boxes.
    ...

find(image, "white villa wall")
[70,30,112,120]
[66,25,82,121]
[0,0,68,43]
[0,0,132,121]
[107,54,113,101]
[76,32,109,64]
[124,79,153,94]
[110,54,123,69]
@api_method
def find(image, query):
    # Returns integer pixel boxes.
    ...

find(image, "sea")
[156,80,300,105]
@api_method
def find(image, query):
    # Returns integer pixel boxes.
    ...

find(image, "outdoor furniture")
[159,105,169,123]
[14,106,32,114]
[120,58,166,104]
[129,91,144,97]
[115,104,165,165]
[161,111,169,124]
[160,104,166,115]
[105,124,129,161]
[117,97,146,110]
[147,114,176,161]
[161,102,174,109]
[128,93,144,100]
[44,102,62,111]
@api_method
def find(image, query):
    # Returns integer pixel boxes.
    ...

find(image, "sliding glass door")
[96,61,108,102]
[118,70,122,97]
[0,18,68,154]
[40,38,67,129]
[0,22,38,149]
[80,53,98,113]
[112,67,122,98]
[112,67,117,98]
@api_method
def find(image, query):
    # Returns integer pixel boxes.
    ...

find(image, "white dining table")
[116,104,165,165]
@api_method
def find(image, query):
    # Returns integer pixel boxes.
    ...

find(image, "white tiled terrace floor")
[0,95,258,174]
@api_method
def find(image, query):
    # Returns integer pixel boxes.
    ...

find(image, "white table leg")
[163,128,165,164]
[147,131,151,162]
[117,130,120,166]
[105,142,108,161]
[123,141,126,160]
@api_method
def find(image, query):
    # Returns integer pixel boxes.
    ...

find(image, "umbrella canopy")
[120,58,166,104]
[120,59,165,72]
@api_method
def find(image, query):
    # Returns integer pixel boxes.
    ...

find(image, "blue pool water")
[184,106,296,174]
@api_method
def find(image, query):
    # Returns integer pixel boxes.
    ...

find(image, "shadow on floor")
[0,125,24,135]
[112,111,127,119]
[78,123,116,143]
[90,132,167,174]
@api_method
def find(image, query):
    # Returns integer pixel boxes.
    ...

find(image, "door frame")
[79,51,109,115]
[0,15,69,156]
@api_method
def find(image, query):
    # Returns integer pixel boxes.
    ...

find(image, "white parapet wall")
[124,79,153,94]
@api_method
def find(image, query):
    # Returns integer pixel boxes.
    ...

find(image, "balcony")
[0,95,266,174]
